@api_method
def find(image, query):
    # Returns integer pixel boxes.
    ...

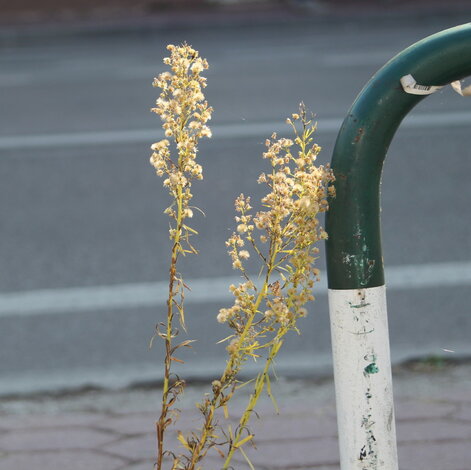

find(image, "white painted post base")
[328,286,398,470]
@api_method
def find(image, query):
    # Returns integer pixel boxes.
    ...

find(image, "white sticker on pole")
[401,74,471,96]
[451,80,471,96]
[400,74,444,95]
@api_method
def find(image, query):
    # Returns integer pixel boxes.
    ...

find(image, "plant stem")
[222,329,286,469]
[156,185,184,470]
[185,239,280,470]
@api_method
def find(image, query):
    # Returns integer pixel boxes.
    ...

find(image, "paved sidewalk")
[1,362,470,470]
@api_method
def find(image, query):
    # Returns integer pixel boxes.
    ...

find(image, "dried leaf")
[170,356,185,364]
[215,447,226,459]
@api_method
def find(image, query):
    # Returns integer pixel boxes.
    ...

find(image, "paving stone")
[168,410,205,432]
[96,410,201,436]
[246,413,338,442]
[103,434,159,461]
[293,467,338,470]
[395,399,456,421]
[0,413,103,430]
[0,428,116,452]
[102,426,215,462]
[290,467,338,470]
[0,450,124,470]
[204,455,257,470]
[313,402,341,421]
[203,456,340,470]
[106,434,339,469]
[231,437,340,468]
[117,461,155,470]
[396,419,471,442]
[96,414,156,436]
[398,440,471,470]
[227,399,335,420]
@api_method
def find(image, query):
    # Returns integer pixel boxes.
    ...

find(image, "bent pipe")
[325,24,471,470]
[326,23,471,290]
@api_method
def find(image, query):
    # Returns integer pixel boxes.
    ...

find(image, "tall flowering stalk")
[173,105,335,470]
[149,43,212,470]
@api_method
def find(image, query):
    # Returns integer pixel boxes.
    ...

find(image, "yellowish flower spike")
[150,43,212,470]
[150,43,212,248]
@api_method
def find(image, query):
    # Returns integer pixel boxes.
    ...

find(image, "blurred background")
[1,0,470,398]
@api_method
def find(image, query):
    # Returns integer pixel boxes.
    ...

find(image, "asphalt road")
[1,13,470,395]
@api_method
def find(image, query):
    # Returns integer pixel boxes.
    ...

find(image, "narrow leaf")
[234,434,254,448]
[183,224,198,234]
[217,334,235,344]
[238,445,256,470]
[149,334,157,349]
[235,378,255,390]
[170,356,185,364]
[170,339,196,354]
[177,432,191,450]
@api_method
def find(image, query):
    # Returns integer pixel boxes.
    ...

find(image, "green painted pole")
[326,23,471,290]
[325,24,471,470]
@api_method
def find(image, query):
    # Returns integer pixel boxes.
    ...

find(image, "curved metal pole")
[325,23,471,470]
[327,23,471,290]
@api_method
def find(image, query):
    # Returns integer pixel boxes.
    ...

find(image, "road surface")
[0,12,470,395]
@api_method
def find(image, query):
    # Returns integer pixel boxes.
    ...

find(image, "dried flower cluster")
[150,43,212,247]
[172,105,335,470]
[150,43,212,470]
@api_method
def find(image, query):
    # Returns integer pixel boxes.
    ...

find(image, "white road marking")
[0,128,164,150]
[1,110,471,150]
[1,261,470,318]
[386,261,471,290]
[0,64,164,86]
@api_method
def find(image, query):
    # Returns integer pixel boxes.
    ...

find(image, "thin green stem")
[185,233,281,470]
[222,329,286,469]
[156,185,184,470]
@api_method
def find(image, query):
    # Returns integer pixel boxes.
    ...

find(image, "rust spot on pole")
[353,127,364,143]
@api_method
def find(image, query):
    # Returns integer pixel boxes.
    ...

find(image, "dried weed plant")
[150,43,334,470]
[149,43,212,470]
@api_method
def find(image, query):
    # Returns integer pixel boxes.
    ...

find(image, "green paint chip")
[364,363,379,374]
